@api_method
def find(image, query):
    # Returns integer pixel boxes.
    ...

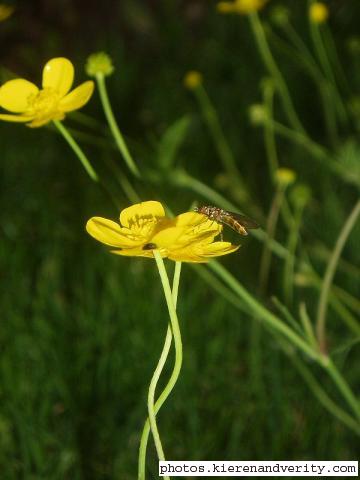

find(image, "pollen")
[28,88,60,116]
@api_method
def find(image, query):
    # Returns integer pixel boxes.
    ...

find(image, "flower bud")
[86,52,114,78]
[290,184,311,209]
[275,168,296,187]
[309,2,329,24]
[184,71,203,90]
[270,5,290,27]
[248,104,268,125]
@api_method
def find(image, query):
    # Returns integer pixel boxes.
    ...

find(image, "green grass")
[0,131,358,478]
[1,1,360,478]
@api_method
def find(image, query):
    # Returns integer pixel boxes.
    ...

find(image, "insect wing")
[225,212,259,230]
[220,214,247,236]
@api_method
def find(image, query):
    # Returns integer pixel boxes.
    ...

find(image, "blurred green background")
[0,1,359,479]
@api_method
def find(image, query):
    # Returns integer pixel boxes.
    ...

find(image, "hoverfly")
[195,205,259,236]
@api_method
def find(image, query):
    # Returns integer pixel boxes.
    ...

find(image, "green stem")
[289,353,360,435]
[281,22,323,81]
[269,25,339,145]
[324,358,360,423]
[282,203,304,305]
[249,11,305,133]
[116,169,141,204]
[261,82,293,229]
[322,24,351,94]
[209,261,319,360]
[138,259,183,480]
[53,120,99,182]
[309,12,347,125]
[321,82,339,147]
[95,73,141,178]
[330,284,360,315]
[193,264,249,315]
[271,296,304,337]
[316,199,360,352]
[194,260,360,434]
[267,120,359,186]
[259,186,284,294]
[270,120,329,159]
[310,243,360,279]
[299,302,318,350]
[209,261,360,426]
[299,270,360,337]
[262,81,278,181]
[194,85,249,202]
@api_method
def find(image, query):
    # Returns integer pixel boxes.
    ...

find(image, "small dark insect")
[143,243,158,250]
[195,205,259,236]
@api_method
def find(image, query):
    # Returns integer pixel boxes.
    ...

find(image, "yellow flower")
[86,201,239,263]
[184,71,203,90]
[309,2,329,24]
[217,0,268,15]
[0,57,94,128]
[0,4,14,21]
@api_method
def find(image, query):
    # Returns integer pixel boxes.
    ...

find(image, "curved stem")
[316,199,360,353]
[138,260,183,480]
[53,120,99,182]
[95,73,141,178]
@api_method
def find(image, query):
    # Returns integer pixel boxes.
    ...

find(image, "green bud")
[270,5,290,26]
[290,184,311,208]
[275,168,296,187]
[248,103,268,125]
[86,52,114,78]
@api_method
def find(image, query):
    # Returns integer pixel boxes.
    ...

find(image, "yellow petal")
[175,211,222,235]
[0,79,38,112]
[198,241,240,257]
[42,58,74,97]
[111,247,169,259]
[168,250,207,262]
[166,212,221,248]
[59,81,94,112]
[120,201,165,228]
[175,212,207,227]
[27,112,65,128]
[169,241,239,263]
[0,113,34,123]
[151,225,185,248]
[86,217,144,248]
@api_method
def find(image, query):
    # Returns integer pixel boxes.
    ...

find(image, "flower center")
[28,88,60,116]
